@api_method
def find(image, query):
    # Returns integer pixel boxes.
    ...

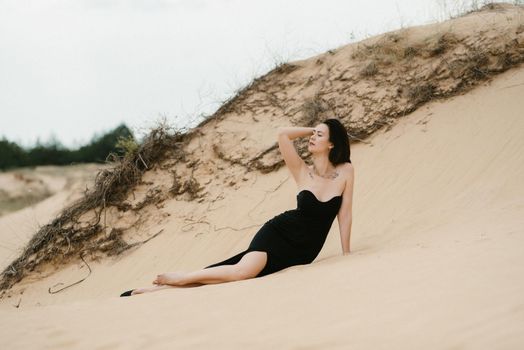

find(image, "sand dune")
[1,62,522,350]
[0,4,523,349]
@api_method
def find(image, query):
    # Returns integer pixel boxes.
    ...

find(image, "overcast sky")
[0,0,494,149]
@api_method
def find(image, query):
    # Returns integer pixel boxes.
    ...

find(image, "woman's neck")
[311,153,334,176]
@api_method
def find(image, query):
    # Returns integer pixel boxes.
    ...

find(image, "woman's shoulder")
[337,162,354,174]
[337,163,354,194]
[337,162,354,183]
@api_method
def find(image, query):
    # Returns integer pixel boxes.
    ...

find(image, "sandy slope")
[0,164,112,272]
[0,58,523,349]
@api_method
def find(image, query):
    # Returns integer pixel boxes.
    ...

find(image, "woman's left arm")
[337,164,354,255]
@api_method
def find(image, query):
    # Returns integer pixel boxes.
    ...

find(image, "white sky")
[0,0,495,149]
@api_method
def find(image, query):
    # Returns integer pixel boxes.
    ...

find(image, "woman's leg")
[131,283,203,296]
[154,251,268,286]
[127,251,267,296]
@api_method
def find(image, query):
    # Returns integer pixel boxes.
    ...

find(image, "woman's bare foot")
[131,285,174,295]
[153,272,187,286]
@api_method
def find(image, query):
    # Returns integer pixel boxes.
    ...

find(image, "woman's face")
[308,123,333,154]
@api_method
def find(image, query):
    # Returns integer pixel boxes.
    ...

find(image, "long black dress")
[203,189,343,277]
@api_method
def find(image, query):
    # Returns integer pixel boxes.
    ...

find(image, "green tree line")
[0,123,136,171]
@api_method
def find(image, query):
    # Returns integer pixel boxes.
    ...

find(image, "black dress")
[203,189,343,277]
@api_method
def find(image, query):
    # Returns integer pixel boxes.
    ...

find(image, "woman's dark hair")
[322,118,352,165]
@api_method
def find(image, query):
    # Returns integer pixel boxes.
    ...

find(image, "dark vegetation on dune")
[1,3,523,295]
[0,124,135,171]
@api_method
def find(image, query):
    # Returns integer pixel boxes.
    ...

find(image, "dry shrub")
[423,32,460,57]
[359,60,378,77]
[0,119,188,292]
[448,47,490,80]
[407,83,436,106]
[403,46,420,58]
[351,33,408,64]
[352,33,421,75]
[301,94,328,126]
[353,31,461,75]
[467,49,491,79]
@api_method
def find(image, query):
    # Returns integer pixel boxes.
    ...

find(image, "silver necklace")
[310,164,339,180]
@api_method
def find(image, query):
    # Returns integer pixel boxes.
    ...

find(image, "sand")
[0,163,112,272]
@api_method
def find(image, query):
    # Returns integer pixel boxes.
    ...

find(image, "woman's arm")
[337,164,354,255]
[277,126,314,182]
[277,126,315,140]
[339,218,352,255]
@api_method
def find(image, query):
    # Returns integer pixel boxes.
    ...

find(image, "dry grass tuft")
[448,47,490,81]
[359,60,378,77]
[424,32,460,57]
[301,94,328,126]
[406,83,437,106]
[351,33,408,65]
[353,31,461,75]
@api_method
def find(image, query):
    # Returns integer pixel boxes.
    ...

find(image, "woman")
[120,118,354,296]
